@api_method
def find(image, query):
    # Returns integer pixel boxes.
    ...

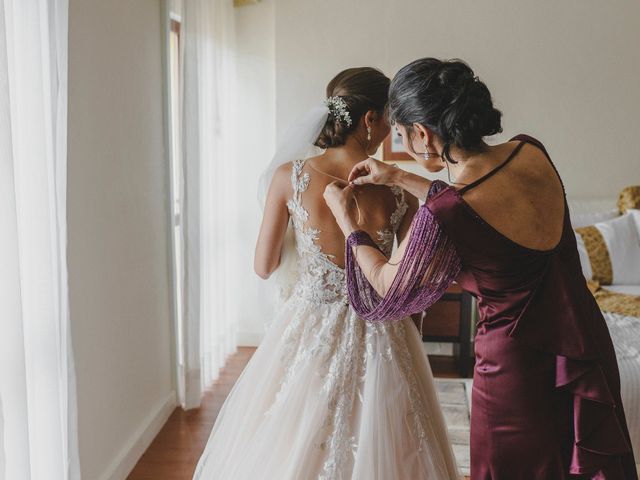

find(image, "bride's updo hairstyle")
[388,58,502,163]
[315,67,390,149]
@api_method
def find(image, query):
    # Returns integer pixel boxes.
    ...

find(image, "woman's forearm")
[347,224,413,298]
[350,244,391,297]
[392,169,431,201]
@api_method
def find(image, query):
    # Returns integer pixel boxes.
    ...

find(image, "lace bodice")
[286,158,408,306]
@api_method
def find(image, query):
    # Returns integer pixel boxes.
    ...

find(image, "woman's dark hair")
[315,67,390,149]
[388,58,502,163]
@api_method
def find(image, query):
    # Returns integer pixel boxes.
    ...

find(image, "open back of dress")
[287,158,408,268]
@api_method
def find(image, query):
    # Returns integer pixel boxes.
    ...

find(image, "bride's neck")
[325,136,369,165]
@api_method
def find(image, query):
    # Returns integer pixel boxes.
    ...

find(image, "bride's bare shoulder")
[274,161,294,176]
[267,162,294,201]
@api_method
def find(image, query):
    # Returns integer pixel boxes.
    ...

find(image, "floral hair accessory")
[325,96,352,127]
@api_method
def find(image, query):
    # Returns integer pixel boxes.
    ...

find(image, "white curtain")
[0,0,80,479]
[178,0,238,409]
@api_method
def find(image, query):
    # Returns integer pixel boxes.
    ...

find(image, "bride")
[192,67,461,480]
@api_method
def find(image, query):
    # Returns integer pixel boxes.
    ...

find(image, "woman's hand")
[348,157,401,186]
[350,157,433,201]
[323,181,359,236]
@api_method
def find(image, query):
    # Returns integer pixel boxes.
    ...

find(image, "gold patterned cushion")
[591,284,640,317]
[618,185,640,214]
[575,225,613,284]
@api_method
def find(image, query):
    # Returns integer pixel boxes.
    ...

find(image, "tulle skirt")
[193,296,461,480]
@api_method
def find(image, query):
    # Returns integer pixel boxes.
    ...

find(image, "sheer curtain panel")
[178,0,238,410]
[0,0,80,478]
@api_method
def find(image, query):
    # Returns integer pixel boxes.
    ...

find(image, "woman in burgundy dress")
[324,58,638,479]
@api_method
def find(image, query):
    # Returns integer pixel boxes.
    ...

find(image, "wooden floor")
[128,347,468,480]
[127,347,255,480]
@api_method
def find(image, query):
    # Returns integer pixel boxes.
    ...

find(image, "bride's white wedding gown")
[193,159,461,480]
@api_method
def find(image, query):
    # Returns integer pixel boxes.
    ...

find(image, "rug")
[434,378,472,476]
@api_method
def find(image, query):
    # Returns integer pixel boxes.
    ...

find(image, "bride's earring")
[366,126,371,141]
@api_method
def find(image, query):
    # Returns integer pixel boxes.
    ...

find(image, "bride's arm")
[254,164,291,279]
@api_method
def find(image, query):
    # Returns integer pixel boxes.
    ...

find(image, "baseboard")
[236,331,263,347]
[98,390,177,480]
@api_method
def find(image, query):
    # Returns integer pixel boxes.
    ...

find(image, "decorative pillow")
[629,209,640,236]
[575,212,640,285]
[571,209,619,229]
[574,232,593,280]
[569,200,619,229]
[617,185,640,214]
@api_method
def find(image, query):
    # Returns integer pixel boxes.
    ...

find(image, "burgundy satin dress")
[427,135,638,479]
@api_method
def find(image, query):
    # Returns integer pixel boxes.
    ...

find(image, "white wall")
[68,1,175,478]
[275,0,640,198]
[235,0,640,341]
[234,0,278,344]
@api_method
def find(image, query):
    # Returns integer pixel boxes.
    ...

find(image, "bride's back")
[287,155,408,268]
[254,67,407,282]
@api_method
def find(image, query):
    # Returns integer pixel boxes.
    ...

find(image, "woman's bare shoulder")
[514,143,562,191]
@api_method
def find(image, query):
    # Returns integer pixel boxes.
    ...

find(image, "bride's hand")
[348,157,400,186]
[323,181,359,236]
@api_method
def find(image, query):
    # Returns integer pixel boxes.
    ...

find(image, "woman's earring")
[366,126,371,141]
[423,145,431,160]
